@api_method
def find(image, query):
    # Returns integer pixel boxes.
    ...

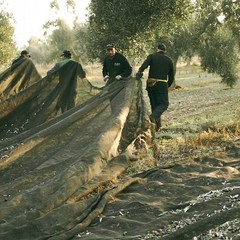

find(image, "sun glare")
[2,0,90,48]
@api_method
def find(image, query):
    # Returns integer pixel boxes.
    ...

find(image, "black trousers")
[147,90,169,119]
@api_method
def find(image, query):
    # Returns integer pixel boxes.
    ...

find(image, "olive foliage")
[193,0,240,87]
[85,0,239,87]
[0,10,17,66]
[86,0,192,60]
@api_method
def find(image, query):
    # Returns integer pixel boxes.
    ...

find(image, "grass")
[126,64,240,173]
[149,122,240,169]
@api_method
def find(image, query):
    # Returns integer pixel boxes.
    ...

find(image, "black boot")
[155,118,161,131]
[150,115,161,131]
[149,114,155,124]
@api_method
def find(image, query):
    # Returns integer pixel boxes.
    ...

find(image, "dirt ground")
[1,64,239,240]
[74,67,240,239]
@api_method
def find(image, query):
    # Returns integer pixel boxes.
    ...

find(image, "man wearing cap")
[47,50,76,75]
[47,50,86,113]
[12,50,31,65]
[136,43,175,131]
[102,44,132,85]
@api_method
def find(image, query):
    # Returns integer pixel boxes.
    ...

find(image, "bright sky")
[2,0,91,48]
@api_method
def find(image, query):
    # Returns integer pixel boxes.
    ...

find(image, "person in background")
[47,50,74,75]
[136,43,175,131]
[102,44,132,86]
[47,50,86,112]
[12,50,31,65]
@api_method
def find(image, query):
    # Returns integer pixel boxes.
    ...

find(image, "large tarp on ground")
[2,61,239,240]
[0,58,41,99]
[0,60,100,139]
[79,147,240,240]
[0,60,151,239]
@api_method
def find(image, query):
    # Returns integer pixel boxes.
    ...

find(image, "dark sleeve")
[78,63,86,78]
[11,57,23,66]
[120,55,132,78]
[138,55,152,73]
[11,58,22,71]
[102,58,108,77]
[168,59,175,87]
[47,62,61,75]
[12,59,18,66]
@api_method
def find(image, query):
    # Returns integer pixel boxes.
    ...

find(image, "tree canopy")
[84,0,239,87]
[0,10,17,66]
[86,0,193,60]
[192,0,240,87]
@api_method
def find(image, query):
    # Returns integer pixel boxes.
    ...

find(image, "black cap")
[21,50,31,57]
[158,43,166,51]
[60,50,71,58]
[106,44,115,49]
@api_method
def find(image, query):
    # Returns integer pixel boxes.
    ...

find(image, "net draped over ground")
[0,60,103,140]
[1,60,239,240]
[0,58,41,100]
[0,60,151,239]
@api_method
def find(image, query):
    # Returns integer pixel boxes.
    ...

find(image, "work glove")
[115,75,122,80]
[104,75,110,82]
[135,72,143,80]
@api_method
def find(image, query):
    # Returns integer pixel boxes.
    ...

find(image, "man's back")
[140,52,174,80]
[12,56,24,66]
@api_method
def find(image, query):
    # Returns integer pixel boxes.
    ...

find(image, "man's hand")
[115,75,122,80]
[104,75,110,82]
[135,72,143,80]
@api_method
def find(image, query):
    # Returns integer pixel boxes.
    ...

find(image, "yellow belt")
[147,78,168,87]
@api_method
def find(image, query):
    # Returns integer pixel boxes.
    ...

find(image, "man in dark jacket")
[12,50,31,66]
[47,50,85,77]
[102,44,132,86]
[47,50,86,113]
[136,43,175,131]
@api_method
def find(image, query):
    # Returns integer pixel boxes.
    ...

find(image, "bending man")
[102,44,132,86]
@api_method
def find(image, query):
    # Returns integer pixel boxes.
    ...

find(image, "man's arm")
[120,56,132,78]
[102,58,108,77]
[77,63,86,78]
[135,55,152,80]
[138,55,152,73]
[47,63,60,75]
[168,59,175,87]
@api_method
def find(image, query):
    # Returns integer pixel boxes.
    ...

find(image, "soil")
[1,65,239,240]
[74,69,240,239]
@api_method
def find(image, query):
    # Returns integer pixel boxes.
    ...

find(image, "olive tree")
[0,10,17,66]
[86,0,192,61]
